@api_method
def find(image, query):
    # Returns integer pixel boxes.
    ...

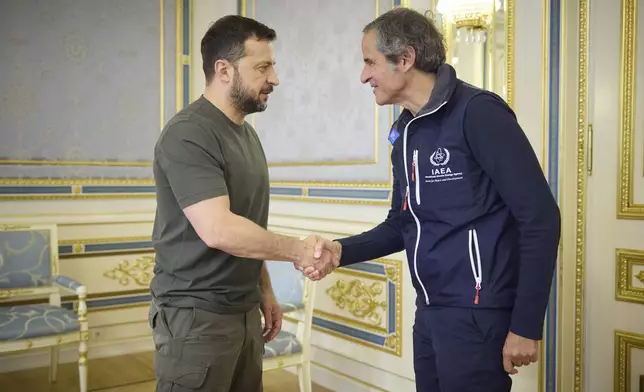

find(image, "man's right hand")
[294,235,341,281]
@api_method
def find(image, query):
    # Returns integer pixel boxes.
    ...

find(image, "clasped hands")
[294,235,342,281]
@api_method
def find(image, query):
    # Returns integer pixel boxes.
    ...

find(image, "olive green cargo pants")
[149,304,264,392]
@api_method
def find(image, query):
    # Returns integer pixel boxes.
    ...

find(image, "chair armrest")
[54,275,88,319]
[53,275,86,296]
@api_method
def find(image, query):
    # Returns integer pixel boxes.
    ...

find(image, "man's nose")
[360,66,371,84]
[268,69,280,86]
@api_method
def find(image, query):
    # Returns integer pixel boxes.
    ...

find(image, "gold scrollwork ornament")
[103,256,155,286]
[326,279,387,326]
[636,270,644,285]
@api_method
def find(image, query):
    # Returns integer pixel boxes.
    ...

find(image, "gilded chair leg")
[297,361,312,392]
[77,285,89,392]
[79,339,88,392]
[49,347,59,382]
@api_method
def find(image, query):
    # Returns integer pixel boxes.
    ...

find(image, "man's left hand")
[260,293,282,343]
[502,331,539,374]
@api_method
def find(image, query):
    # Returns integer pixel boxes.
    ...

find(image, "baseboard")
[0,336,154,374]
[283,345,416,392]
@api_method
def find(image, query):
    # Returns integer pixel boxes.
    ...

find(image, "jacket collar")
[391,63,458,135]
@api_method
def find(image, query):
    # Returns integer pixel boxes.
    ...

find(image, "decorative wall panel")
[312,258,403,357]
[615,330,644,392]
[618,0,644,218]
[0,0,192,199]
[616,248,644,305]
[241,0,396,187]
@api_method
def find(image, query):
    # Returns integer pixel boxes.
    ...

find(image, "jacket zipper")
[468,229,483,304]
[413,150,420,205]
[402,101,448,305]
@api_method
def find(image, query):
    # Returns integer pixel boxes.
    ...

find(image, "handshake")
[294,235,342,281]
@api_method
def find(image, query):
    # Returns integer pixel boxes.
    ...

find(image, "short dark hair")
[201,15,276,84]
[363,7,446,74]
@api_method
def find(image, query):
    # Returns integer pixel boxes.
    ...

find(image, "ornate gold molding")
[0,179,155,186]
[636,270,644,284]
[271,180,390,189]
[103,256,155,286]
[326,279,387,327]
[0,287,35,299]
[270,195,391,206]
[614,330,644,392]
[618,0,644,219]
[506,0,514,108]
[574,0,589,390]
[616,248,644,305]
[313,258,403,357]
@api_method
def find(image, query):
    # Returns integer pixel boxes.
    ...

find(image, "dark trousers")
[149,303,263,392]
[413,306,513,392]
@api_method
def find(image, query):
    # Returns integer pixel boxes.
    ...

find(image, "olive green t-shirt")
[150,96,269,314]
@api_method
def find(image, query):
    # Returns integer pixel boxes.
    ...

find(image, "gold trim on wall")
[615,330,644,392]
[269,179,393,204]
[616,248,644,305]
[618,0,643,219]
[176,0,183,113]
[0,194,155,201]
[541,0,550,172]
[160,0,165,130]
[0,160,152,167]
[574,0,589,390]
[0,179,155,186]
[505,0,514,109]
[58,236,151,246]
[270,195,391,206]
[313,258,403,357]
[271,180,390,188]
[0,178,156,200]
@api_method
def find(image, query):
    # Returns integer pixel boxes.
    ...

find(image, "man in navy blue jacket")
[301,7,561,392]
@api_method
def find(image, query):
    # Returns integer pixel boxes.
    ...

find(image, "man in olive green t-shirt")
[149,15,341,392]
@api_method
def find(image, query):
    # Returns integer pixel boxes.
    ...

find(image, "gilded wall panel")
[60,252,154,296]
[616,248,644,305]
[618,0,644,218]
[242,0,394,185]
[0,0,175,175]
[312,258,403,357]
[615,330,644,392]
[0,0,191,199]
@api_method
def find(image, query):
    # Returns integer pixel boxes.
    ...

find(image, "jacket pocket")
[468,228,483,304]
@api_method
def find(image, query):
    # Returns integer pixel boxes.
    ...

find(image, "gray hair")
[363,7,446,74]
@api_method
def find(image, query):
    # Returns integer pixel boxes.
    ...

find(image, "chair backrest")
[266,261,306,312]
[0,224,59,290]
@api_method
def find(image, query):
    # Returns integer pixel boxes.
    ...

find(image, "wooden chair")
[263,261,316,392]
[0,224,88,392]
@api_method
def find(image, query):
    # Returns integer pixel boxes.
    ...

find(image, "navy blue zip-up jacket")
[337,64,561,340]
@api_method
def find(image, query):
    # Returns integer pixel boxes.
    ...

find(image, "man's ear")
[214,59,233,83]
[399,46,416,72]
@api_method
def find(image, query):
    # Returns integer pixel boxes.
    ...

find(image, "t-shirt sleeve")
[155,121,228,209]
